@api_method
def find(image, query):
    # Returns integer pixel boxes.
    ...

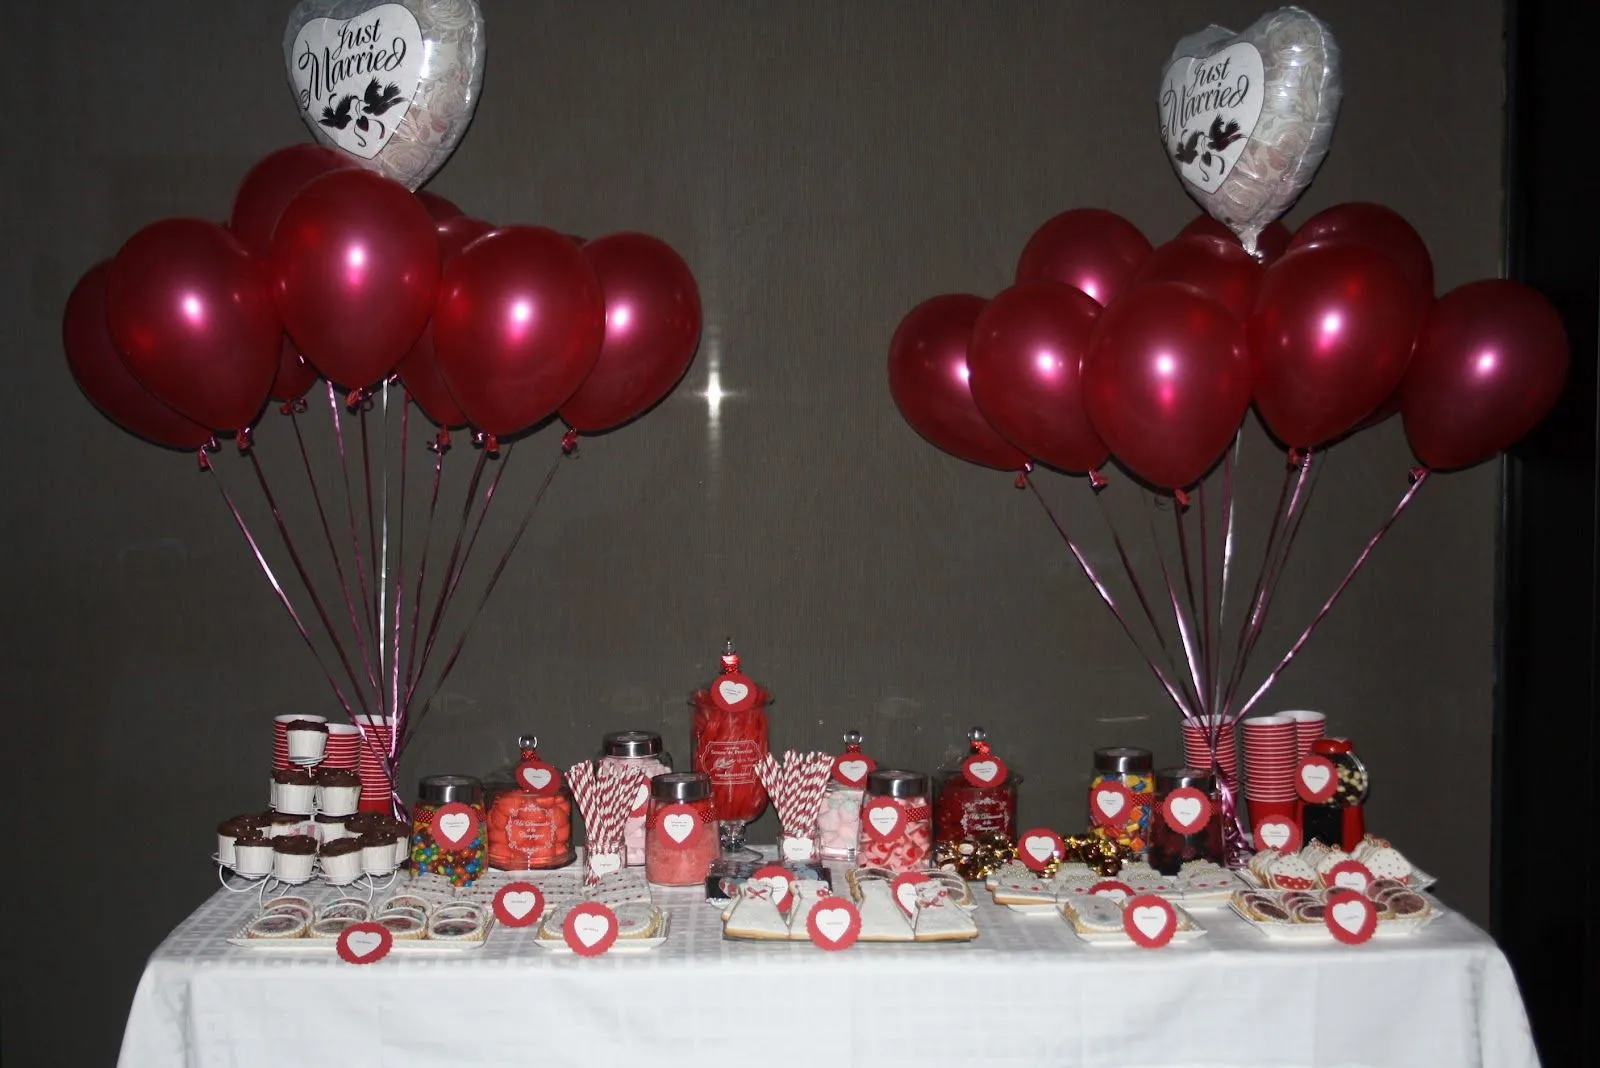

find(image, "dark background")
[4,1,1515,1063]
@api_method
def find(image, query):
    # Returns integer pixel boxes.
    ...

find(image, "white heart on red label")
[430,802,478,849]
[519,765,552,791]
[1162,787,1212,834]
[563,902,620,956]
[718,680,749,705]
[863,799,904,840]
[1327,859,1374,893]
[890,872,929,917]
[661,813,695,844]
[1130,906,1169,939]
[1169,797,1202,826]
[1024,835,1056,863]
[438,813,469,843]
[1255,817,1298,852]
[573,915,610,947]
[1091,782,1132,825]
[501,892,537,920]
[493,882,544,927]
[962,754,1006,787]
[1296,756,1339,803]
[836,759,869,784]
[345,931,382,957]
[780,836,815,862]
[813,908,852,943]
[588,853,622,878]
[1122,893,1178,948]
[336,921,392,964]
[1300,764,1330,794]
[1325,891,1376,944]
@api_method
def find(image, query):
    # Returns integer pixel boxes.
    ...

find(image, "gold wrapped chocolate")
[936,833,1017,881]
[1058,828,1131,875]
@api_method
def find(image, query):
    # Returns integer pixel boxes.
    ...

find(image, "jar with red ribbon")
[409,775,486,886]
[1148,767,1223,874]
[818,729,875,861]
[644,772,718,886]
[1087,747,1155,854]
[934,727,1020,846]
[485,735,574,871]
[856,770,932,871]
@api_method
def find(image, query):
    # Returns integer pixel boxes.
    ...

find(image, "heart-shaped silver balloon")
[1158,7,1341,255]
[284,0,485,190]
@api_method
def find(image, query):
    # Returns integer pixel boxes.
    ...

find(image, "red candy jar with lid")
[644,772,719,886]
[1148,767,1223,875]
[485,735,574,871]
[1300,737,1368,851]
[934,726,1019,846]
[690,638,770,864]
[857,769,933,871]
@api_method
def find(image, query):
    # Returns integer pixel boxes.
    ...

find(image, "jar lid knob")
[842,729,863,747]
[720,637,740,674]
[967,726,987,743]
[518,734,539,751]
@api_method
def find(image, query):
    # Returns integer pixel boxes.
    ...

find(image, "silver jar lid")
[603,730,663,758]
[1155,766,1215,794]
[417,774,482,805]
[865,769,929,799]
[651,772,712,803]
[1094,747,1153,774]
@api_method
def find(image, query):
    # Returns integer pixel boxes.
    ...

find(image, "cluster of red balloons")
[889,204,1569,487]
[65,144,702,450]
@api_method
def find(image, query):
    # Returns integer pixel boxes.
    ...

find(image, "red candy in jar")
[644,772,719,886]
[690,639,769,861]
[856,770,933,871]
[934,726,1019,846]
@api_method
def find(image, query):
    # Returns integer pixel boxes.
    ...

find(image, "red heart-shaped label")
[962,754,1008,788]
[337,921,393,965]
[1326,859,1375,895]
[564,902,619,956]
[431,802,480,850]
[832,754,876,787]
[1296,756,1338,803]
[1090,781,1135,827]
[1089,880,1135,903]
[1254,815,1302,853]
[1123,893,1177,948]
[493,882,545,927]
[711,672,758,712]
[861,798,906,842]
[655,803,702,849]
[1018,827,1064,873]
[1325,889,1377,944]
[806,899,861,950]
[516,760,560,796]
[751,864,795,912]
[1162,787,1212,834]
[890,871,929,917]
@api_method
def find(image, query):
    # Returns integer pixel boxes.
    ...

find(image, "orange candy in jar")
[486,736,574,870]
[644,772,719,886]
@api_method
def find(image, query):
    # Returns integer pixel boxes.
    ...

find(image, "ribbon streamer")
[327,382,378,694]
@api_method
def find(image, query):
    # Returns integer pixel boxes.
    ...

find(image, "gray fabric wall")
[4,1,1501,1062]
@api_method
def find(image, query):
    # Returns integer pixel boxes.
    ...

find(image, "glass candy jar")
[599,730,672,866]
[645,772,719,886]
[856,770,933,871]
[934,726,1020,846]
[486,736,574,870]
[1301,737,1368,851]
[690,639,770,863]
[817,730,874,862]
[1148,767,1223,875]
[409,775,486,885]
[1087,747,1155,854]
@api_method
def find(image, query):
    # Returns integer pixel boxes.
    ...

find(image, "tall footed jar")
[818,729,876,862]
[690,639,769,865]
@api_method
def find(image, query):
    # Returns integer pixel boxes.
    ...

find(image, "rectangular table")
[120,876,1539,1068]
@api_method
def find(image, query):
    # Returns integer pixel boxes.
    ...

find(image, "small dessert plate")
[535,914,672,955]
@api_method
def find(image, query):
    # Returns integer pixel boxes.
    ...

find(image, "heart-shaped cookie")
[284,0,485,190]
[1158,7,1342,254]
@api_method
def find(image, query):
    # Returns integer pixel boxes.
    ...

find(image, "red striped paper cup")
[1242,715,1297,798]
[1280,710,1326,758]
[323,723,361,770]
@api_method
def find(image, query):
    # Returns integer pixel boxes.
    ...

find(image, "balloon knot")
[428,428,453,454]
[196,449,211,472]
[1287,447,1308,468]
[474,431,500,456]
[234,427,254,453]
[1408,465,1428,484]
[345,387,373,412]
[1174,487,1191,508]
[1014,472,1028,490]
[1088,468,1108,490]
[561,428,580,456]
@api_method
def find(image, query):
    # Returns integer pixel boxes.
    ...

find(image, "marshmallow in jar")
[817,729,875,861]
[599,731,672,866]
[856,769,933,871]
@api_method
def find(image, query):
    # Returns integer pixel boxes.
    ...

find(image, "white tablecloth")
[119,873,1539,1068]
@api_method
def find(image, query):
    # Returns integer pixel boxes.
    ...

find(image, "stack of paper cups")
[1180,716,1239,786]
[354,715,397,812]
[323,722,361,769]
[1281,710,1326,759]
[1241,715,1299,826]
[272,714,326,771]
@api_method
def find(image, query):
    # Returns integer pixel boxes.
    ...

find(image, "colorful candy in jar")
[690,638,769,862]
[599,730,672,866]
[817,729,875,861]
[486,736,574,870]
[1087,747,1155,854]
[934,726,1019,845]
[409,775,486,886]
[856,769,933,871]
[1300,737,1368,851]
[644,772,719,886]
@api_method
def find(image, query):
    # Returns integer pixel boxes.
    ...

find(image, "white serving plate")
[535,914,671,954]
[227,933,488,954]
[1237,867,1437,894]
[1227,900,1441,941]
[1072,924,1209,946]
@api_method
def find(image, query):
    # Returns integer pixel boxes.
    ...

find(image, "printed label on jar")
[1090,780,1136,828]
[780,836,817,862]
[700,740,761,786]
[1296,756,1338,803]
[861,798,906,841]
[961,753,1008,788]
[505,806,559,852]
[957,794,1011,836]
[1161,787,1212,834]
[655,804,702,849]
[430,803,480,850]
[515,760,561,796]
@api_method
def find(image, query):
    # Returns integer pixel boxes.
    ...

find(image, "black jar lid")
[603,730,663,758]
[865,769,929,799]
[417,774,482,805]
[651,772,712,803]
[1156,766,1215,793]
[1094,747,1153,773]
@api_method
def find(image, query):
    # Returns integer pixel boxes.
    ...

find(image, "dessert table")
[119,876,1537,1068]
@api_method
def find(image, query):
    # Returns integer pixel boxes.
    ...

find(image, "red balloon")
[270,170,440,388]
[396,216,496,427]
[888,294,1028,471]
[269,336,320,402]
[1248,243,1422,448]
[560,233,702,432]
[416,191,464,220]
[434,226,606,437]
[1180,215,1292,266]
[64,262,212,450]
[1401,280,1569,470]
[1016,209,1152,307]
[1082,283,1250,490]
[1288,203,1433,310]
[229,144,353,259]
[1133,236,1264,321]
[106,219,280,431]
[968,281,1108,472]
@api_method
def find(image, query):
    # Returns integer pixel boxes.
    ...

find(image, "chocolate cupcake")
[271,767,317,815]
[231,834,275,877]
[273,833,317,884]
[318,836,366,884]
[313,812,354,845]
[314,767,361,817]
[284,718,329,764]
[266,811,307,838]
[344,812,384,835]
[216,815,260,864]
[359,832,399,875]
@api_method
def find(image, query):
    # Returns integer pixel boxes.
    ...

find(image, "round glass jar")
[644,772,718,886]
[1301,737,1368,851]
[1087,747,1155,854]
[934,726,1020,845]
[1147,767,1223,875]
[409,775,486,886]
[486,736,574,870]
[856,770,933,871]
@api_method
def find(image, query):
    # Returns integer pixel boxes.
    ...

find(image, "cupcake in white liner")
[231,836,275,877]
[271,767,317,815]
[266,812,307,838]
[313,813,354,844]
[318,838,366,885]
[272,836,318,884]
[359,833,398,875]
[215,815,264,865]
[284,719,329,764]
[314,767,361,816]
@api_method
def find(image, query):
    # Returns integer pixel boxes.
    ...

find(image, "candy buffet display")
[691,639,771,864]
[934,726,1020,845]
